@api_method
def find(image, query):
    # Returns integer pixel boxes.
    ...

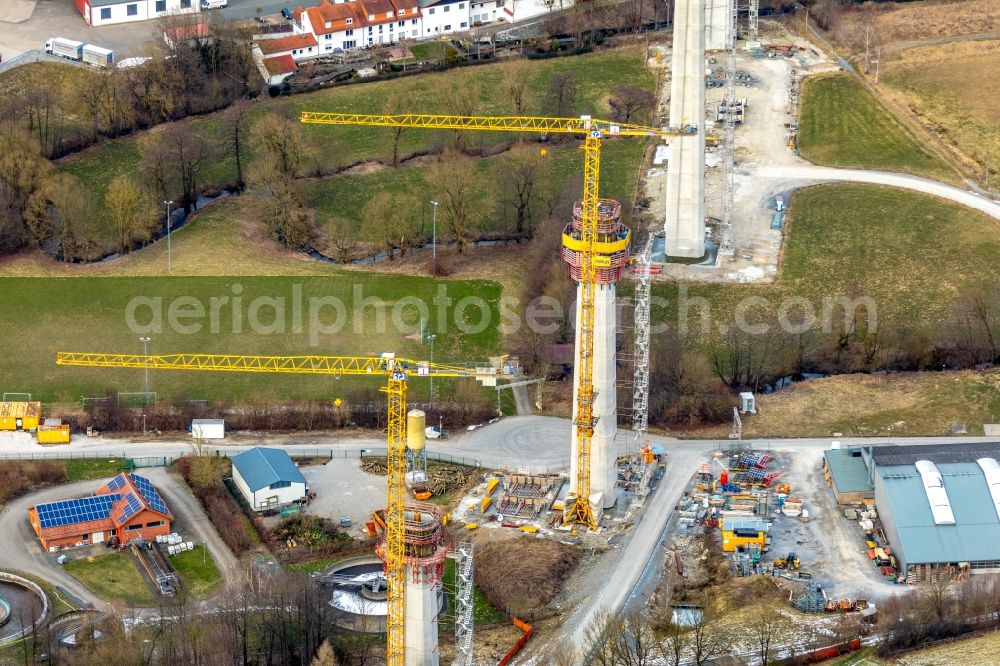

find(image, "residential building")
[419,0,469,36]
[27,473,173,551]
[77,0,199,27]
[231,447,308,512]
[294,0,422,53]
[163,21,213,49]
[255,33,320,61]
[258,54,299,85]
[469,0,503,24]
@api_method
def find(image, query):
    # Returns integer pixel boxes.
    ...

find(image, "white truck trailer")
[82,44,114,67]
[45,37,84,61]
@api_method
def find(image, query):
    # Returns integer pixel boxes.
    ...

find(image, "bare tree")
[385,91,410,168]
[105,174,156,252]
[246,173,317,250]
[545,72,578,119]
[501,143,545,235]
[660,621,691,666]
[502,60,533,115]
[139,124,216,214]
[426,151,488,253]
[222,98,252,189]
[742,603,794,665]
[249,111,314,179]
[439,76,481,151]
[361,191,423,258]
[689,607,726,666]
[609,85,655,124]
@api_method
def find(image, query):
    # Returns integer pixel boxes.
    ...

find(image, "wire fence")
[0,448,482,468]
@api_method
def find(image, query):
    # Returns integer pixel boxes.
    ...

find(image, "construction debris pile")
[361,458,476,497]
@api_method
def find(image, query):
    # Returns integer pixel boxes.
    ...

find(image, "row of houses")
[253,0,523,83]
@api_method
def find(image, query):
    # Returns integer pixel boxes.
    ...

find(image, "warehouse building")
[231,447,308,512]
[28,473,173,550]
[823,446,875,504]
[826,442,1000,582]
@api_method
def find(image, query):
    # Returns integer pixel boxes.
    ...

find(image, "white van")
[201,0,227,8]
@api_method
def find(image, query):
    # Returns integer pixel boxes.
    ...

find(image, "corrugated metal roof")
[0,402,41,417]
[825,448,873,494]
[232,447,306,492]
[872,442,1000,466]
[880,462,1000,564]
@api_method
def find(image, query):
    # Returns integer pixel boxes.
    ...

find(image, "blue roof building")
[231,448,308,512]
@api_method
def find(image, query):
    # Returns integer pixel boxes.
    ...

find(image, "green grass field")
[0,274,502,402]
[798,74,958,182]
[63,551,156,606]
[650,183,1000,335]
[65,459,125,481]
[57,47,653,234]
[301,139,645,238]
[170,545,223,598]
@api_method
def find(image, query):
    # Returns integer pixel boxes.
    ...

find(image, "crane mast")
[56,351,488,666]
[298,112,685,533]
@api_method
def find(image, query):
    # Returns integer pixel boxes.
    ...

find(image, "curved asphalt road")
[2,419,996,646]
[754,165,1000,221]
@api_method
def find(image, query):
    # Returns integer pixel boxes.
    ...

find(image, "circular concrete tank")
[0,578,47,644]
[325,556,444,634]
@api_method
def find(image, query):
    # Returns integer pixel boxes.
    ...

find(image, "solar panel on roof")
[132,474,169,515]
[118,493,143,522]
[36,493,122,529]
[107,475,126,491]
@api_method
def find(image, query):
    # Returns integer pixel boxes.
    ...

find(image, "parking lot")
[299,459,386,538]
[0,0,294,61]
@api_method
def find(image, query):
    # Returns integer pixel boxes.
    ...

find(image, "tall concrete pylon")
[564,199,630,512]
[705,0,735,50]
[664,0,707,259]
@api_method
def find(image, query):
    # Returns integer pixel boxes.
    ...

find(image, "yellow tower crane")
[298,112,688,530]
[55,351,500,666]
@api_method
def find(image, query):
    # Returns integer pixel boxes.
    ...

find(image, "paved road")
[754,165,1000,221]
[0,478,111,609]
[140,467,242,585]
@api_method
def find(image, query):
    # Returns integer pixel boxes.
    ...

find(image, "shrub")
[0,461,69,504]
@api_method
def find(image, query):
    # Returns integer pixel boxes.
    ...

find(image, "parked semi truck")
[82,44,114,67]
[45,37,84,60]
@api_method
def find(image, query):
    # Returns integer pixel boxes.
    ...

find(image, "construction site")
[0,0,998,663]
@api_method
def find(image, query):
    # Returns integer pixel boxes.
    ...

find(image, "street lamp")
[430,200,438,274]
[164,200,174,273]
[140,337,151,404]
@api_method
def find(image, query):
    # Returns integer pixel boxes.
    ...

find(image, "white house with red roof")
[293,0,422,53]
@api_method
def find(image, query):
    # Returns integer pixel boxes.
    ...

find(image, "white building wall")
[232,466,256,507]
[253,482,307,510]
[420,0,469,36]
[468,0,502,23]
[90,0,199,26]
[568,284,619,511]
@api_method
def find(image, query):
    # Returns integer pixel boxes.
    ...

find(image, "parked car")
[280,7,292,19]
